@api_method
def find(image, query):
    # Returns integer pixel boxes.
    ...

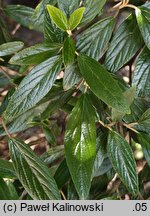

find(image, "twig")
[60,190,66,200]
[0,117,12,138]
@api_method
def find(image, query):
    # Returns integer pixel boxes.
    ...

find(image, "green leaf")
[32,0,56,32]
[9,138,61,200]
[0,41,24,57]
[0,159,16,178]
[63,37,75,66]
[105,14,143,72]
[65,94,96,199]
[4,5,34,29]
[107,130,139,196]
[41,88,74,120]
[0,178,17,200]
[135,7,150,50]
[132,47,150,99]
[92,131,108,178]
[123,98,149,124]
[0,101,50,136]
[63,63,81,90]
[0,87,15,115]
[47,5,68,31]
[0,18,11,44]
[57,0,80,16]
[68,7,85,30]
[77,54,130,113]
[76,17,115,60]
[9,42,62,65]
[81,0,107,25]
[135,108,150,133]
[138,133,150,167]
[44,7,64,43]
[112,86,136,122]
[3,56,62,122]
[54,159,70,189]
[43,125,56,145]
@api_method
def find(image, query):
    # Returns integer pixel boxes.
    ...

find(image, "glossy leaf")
[0,101,50,136]
[44,8,64,43]
[57,0,80,16]
[0,159,16,178]
[63,63,81,90]
[63,37,75,66]
[132,47,150,99]
[0,41,24,57]
[9,138,61,199]
[78,54,130,113]
[112,86,136,122]
[3,56,62,122]
[138,133,150,167]
[107,130,139,196]
[135,7,150,50]
[81,0,106,25]
[65,94,96,199]
[68,7,85,30]
[4,5,34,29]
[105,14,143,72]
[135,108,150,133]
[32,0,56,32]
[9,42,62,65]
[123,98,149,123]
[77,17,115,60]
[47,5,68,31]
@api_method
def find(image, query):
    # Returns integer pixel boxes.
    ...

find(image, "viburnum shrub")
[0,0,150,200]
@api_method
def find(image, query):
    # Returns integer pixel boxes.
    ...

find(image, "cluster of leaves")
[0,0,150,200]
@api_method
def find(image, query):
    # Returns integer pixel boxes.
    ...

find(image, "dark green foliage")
[0,0,149,200]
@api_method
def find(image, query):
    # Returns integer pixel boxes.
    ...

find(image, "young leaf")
[132,47,150,98]
[105,14,143,72]
[63,37,75,66]
[9,42,62,65]
[47,5,68,31]
[107,130,139,196]
[135,7,150,50]
[3,56,62,122]
[77,17,115,60]
[65,94,96,199]
[138,133,150,167]
[57,0,80,16]
[44,8,64,43]
[0,41,24,57]
[9,138,61,200]
[68,7,85,30]
[77,54,130,113]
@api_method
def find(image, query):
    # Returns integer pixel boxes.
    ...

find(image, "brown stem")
[0,117,12,138]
